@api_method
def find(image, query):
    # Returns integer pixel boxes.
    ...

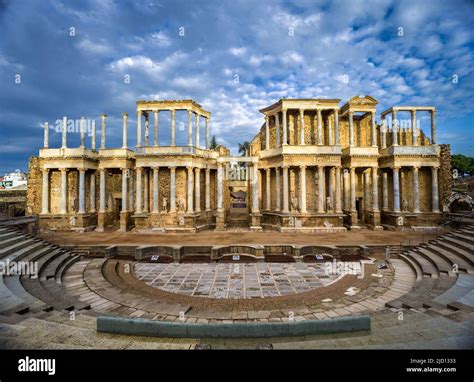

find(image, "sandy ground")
[43,229,438,247]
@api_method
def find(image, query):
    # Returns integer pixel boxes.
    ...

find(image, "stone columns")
[412,166,420,212]
[135,167,142,213]
[79,117,85,148]
[432,167,439,212]
[348,111,354,147]
[275,167,281,211]
[122,112,128,149]
[90,172,96,213]
[382,171,388,211]
[205,117,210,149]
[327,116,333,146]
[266,168,271,210]
[153,167,159,213]
[217,164,224,211]
[343,169,350,210]
[43,122,49,148]
[195,168,201,212]
[144,113,149,146]
[187,110,193,146]
[334,110,339,145]
[154,110,159,146]
[282,166,289,213]
[431,110,437,144]
[59,168,67,214]
[364,171,370,212]
[195,114,200,148]
[128,170,134,212]
[299,165,307,213]
[392,110,398,146]
[392,167,401,212]
[136,111,142,147]
[371,111,377,147]
[328,167,335,213]
[78,169,86,214]
[265,115,270,150]
[187,167,194,213]
[99,170,106,213]
[317,109,323,145]
[205,168,211,211]
[275,113,280,147]
[169,167,176,212]
[101,114,107,149]
[381,121,387,149]
[62,116,68,148]
[252,165,259,213]
[299,109,305,145]
[41,169,49,214]
[282,109,288,145]
[143,169,149,213]
[317,166,325,213]
[171,110,176,146]
[335,166,342,213]
[350,168,356,213]
[121,168,128,212]
[372,167,379,212]
[91,120,96,150]
[411,110,418,146]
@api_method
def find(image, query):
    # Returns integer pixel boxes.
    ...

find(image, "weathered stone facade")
[27,96,449,232]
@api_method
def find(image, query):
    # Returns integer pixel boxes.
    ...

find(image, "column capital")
[122,112,128,117]
[152,166,160,171]
[101,113,107,118]
[42,168,49,174]
[78,168,86,174]
[299,165,307,170]
[136,110,141,116]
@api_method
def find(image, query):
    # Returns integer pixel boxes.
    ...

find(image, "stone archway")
[444,192,473,213]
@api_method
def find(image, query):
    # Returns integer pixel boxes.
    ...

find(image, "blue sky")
[0,0,473,174]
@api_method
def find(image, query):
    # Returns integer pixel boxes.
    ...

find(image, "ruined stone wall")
[439,144,453,209]
[26,156,41,215]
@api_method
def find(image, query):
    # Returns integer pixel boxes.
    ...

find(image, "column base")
[119,211,131,232]
[96,211,106,232]
[250,212,262,231]
[215,210,226,231]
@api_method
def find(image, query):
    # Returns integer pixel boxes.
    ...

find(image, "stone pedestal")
[215,210,226,231]
[349,211,360,230]
[371,210,383,230]
[119,211,130,232]
[96,211,106,232]
[250,213,262,231]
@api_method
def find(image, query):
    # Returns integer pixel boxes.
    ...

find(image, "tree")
[238,141,250,156]
[452,154,474,175]
[209,135,218,149]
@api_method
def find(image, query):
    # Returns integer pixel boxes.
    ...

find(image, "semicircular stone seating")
[0,224,473,349]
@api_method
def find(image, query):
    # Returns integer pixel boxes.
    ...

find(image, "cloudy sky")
[0,0,473,174]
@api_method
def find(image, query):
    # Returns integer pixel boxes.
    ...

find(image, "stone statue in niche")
[176,198,186,213]
[402,198,409,212]
[326,196,333,211]
[162,197,168,212]
[290,195,299,212]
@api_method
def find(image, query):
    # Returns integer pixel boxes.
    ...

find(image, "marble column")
[205,168,211,211]
[217,164,223,211]
[392,167,401,212]
[143,168,149,213]
[171,110,176,146]
[275,113,280,147]
[187,167,194,213]
[371,111,377,147]
[348,111,354,147]
[382,171,388,211]
[128,170,134,212]
[252,165,259,213]
[299,109,305,145]
[91,120,96,150]
[328,167,335,213]
[392,110,398,146]
[89,172,96,213]
[195,168,201,212]
[412,166,420,212]
[136,111,142,147]
[381,120,387,149]
[154,110,159,146]
[334,110,339,145]
[266,168,271,210]
[343,169,350,210]
[195,114,200,148]
[121,168,128,212]
[364,171,370,212]
[187,110,193,146]
[169,167,176,212]
[43,122,49,148]
[99,170,106,213]
[282,109,288,145]
[372,167,379,212]
[205,117,210,149]
[275,167,281,211]
[265,115,270,150]
[153,167,159,213]
[122,112,128,149]
[318,166,325,213]
[335,166,342,213]
[62,116,68,148]
[431,110,437,144]
[317,109,323,145]
[411,110,418,146]
[80,117,85,148]
[300,165,307,213]
[144,113,149,146]
[282,166,289,213]
[327,116,333,146]
[432,167,439,212]
[135,167,142,213]
[41,169,49,214]
[78,169,86,214]
[101,114,107,149]
[350,167,356,213]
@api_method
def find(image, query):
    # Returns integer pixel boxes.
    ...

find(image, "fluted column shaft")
[318,166,325,213]
[252,165,259,213]
[99,170,106,213]
[348,111,354,147]
[122,113,128,149]
[135,167,142,213]
[217,165,223,211]
[372,167,379,212]
[299,109,305,145]
[205,169,211,211]
[195,168,201,212]
[382,171,388,211]
[101,114,107,149]
[275,167,281,211]
[350,168,356,213]
[282,166,289,213]
[282,109,288,145]
[392,167,401,212]
[78,169,86,214]
[335,166,342,213]
[90,172,96,212]
[413,166,420,212]
[265,168,271,210]
[187,167,194,213]
[121,168,127,212]
[432,167,439,212]
[300,165,307,213]
[153,167,159,213]
[143,168,149,212]
[169,167,176,212]
[41,169,49,214]
[317,109,323,145]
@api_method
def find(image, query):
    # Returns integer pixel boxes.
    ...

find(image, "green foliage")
[209,135,218,149]
[451,154,474,175]
[238,141,250,156]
